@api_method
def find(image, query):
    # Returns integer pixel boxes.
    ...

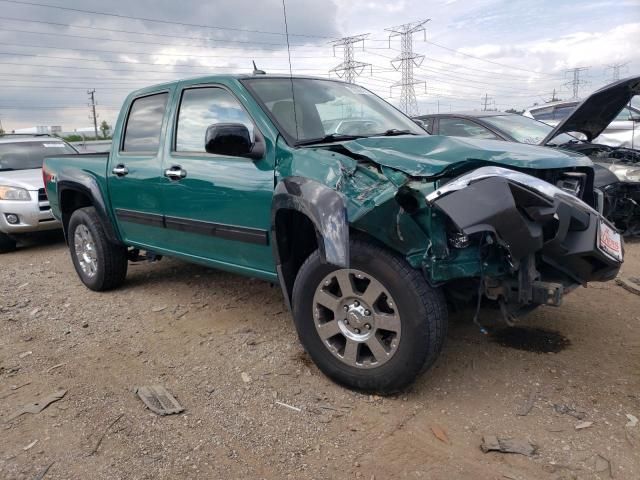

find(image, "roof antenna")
[281,0,300,141]
[252,61,266,75]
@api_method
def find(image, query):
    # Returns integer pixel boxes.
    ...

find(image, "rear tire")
[0,232,17,253]
[291,238,448,394]
[68,207,128,291]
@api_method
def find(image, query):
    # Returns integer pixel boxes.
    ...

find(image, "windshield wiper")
[376,129,418,136]
[296,133,368,146]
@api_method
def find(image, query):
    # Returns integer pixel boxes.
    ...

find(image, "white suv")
[0,135,77,252]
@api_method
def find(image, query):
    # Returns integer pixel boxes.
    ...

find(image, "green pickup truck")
[43,75,623,393]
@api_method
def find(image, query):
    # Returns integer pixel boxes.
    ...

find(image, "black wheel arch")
[57,174,122,246]
[272,176,349,309]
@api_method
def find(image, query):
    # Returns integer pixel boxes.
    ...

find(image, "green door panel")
[159,84,277,274]
[108,89,174,247]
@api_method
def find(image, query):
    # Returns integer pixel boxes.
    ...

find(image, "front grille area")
[38,188,50,211]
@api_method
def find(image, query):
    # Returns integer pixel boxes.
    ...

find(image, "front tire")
[291,238,447,394]
[68,207,128,291]
[0,232,17,253]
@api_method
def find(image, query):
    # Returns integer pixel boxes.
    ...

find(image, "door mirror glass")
[205,123,252,157]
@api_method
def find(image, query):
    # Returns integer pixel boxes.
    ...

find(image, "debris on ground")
[6,389,67,422]
[90,413,125,455]
[480,435,538,456]
[241,372,252,383]
[134,386,184,416]
[431,425,450,444]
[516,390,538,416]
[553,403,586,420]
[46,363,66,373]
[275,401,301,412]
[575,421,593,430]
[616,276,640,296]
[626,414,639,428]
[18,351,32,359]
[32,462,54,480]
[23,439,38,451]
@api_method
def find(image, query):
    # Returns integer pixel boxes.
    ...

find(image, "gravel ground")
[1,233,639,480]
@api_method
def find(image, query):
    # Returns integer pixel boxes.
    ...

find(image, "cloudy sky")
[0,0,638,131]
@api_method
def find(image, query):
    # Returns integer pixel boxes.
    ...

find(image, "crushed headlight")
[0,186,31,201]
[608,164,640,183]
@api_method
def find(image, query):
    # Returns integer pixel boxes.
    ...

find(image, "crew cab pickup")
[43,75,623,393]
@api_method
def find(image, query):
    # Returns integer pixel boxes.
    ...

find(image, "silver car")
[0,135,77,252]
[524,98,640,149]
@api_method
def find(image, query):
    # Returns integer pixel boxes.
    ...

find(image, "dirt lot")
[1,234,639,480]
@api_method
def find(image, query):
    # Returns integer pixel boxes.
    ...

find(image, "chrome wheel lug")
[354,328,360,334]
[354,300,360,307]
[364,310,371,316]
[365,323,371,330]
[343,305,349,311]
[344,319,349,325]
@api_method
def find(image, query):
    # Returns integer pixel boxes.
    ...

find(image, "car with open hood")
[0,134,76,252]
[416,75,640,236]
[42,75,622,393]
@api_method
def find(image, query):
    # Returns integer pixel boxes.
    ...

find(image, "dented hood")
[332,134,591,177]
[541,75,640,145]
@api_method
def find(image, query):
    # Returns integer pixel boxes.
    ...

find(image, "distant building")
[13,125,62,135]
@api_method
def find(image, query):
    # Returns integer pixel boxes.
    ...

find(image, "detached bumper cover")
[428,167,622,285]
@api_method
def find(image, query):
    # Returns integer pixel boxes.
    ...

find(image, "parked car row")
[416,76,640,235]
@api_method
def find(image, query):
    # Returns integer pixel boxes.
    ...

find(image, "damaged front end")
[340,161,623,322]
[424,166,623,319]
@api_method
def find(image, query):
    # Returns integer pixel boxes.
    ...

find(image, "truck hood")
[0,168,44,190]
[327,134,591,177]
[541,75,640,145]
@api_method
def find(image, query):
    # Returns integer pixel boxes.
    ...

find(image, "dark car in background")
[415,76,640,235]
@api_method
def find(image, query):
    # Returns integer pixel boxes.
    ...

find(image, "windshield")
[480,114,577,146]
[242,78,424,144]
[0,140,76,171]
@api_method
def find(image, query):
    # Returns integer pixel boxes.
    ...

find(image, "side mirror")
[413,118,426,128]
[205,123,257,158]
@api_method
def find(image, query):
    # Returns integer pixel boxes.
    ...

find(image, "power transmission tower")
[329,34,371,83]
[386,19,430,116]
[564,67,589,99]
[482,93,495,111]
[87,89,99,139]
[607,62,628,82]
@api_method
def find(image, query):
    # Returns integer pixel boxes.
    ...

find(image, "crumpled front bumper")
[428,167,622,292]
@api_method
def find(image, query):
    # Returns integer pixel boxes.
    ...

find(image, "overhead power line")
[386,19,430,116]
[0,0,331,38]
[329,34,371,83]
[424,39,560,77]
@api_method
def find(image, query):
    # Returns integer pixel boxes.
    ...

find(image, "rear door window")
[122,93,169,153]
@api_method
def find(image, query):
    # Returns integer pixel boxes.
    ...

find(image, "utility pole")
[607,62,628,82]
[564,67,589,99]
[482,93,495,111]
[386,19,430,116]
[87,89,99,139]
[329,34,371,84]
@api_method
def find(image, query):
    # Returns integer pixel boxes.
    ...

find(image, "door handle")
[165,165,187,181]
[112,164,129,177]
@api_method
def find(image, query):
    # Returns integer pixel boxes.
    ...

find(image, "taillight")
[42,165,53,191]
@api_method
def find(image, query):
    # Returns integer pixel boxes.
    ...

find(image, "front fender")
[272,176,349,268]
